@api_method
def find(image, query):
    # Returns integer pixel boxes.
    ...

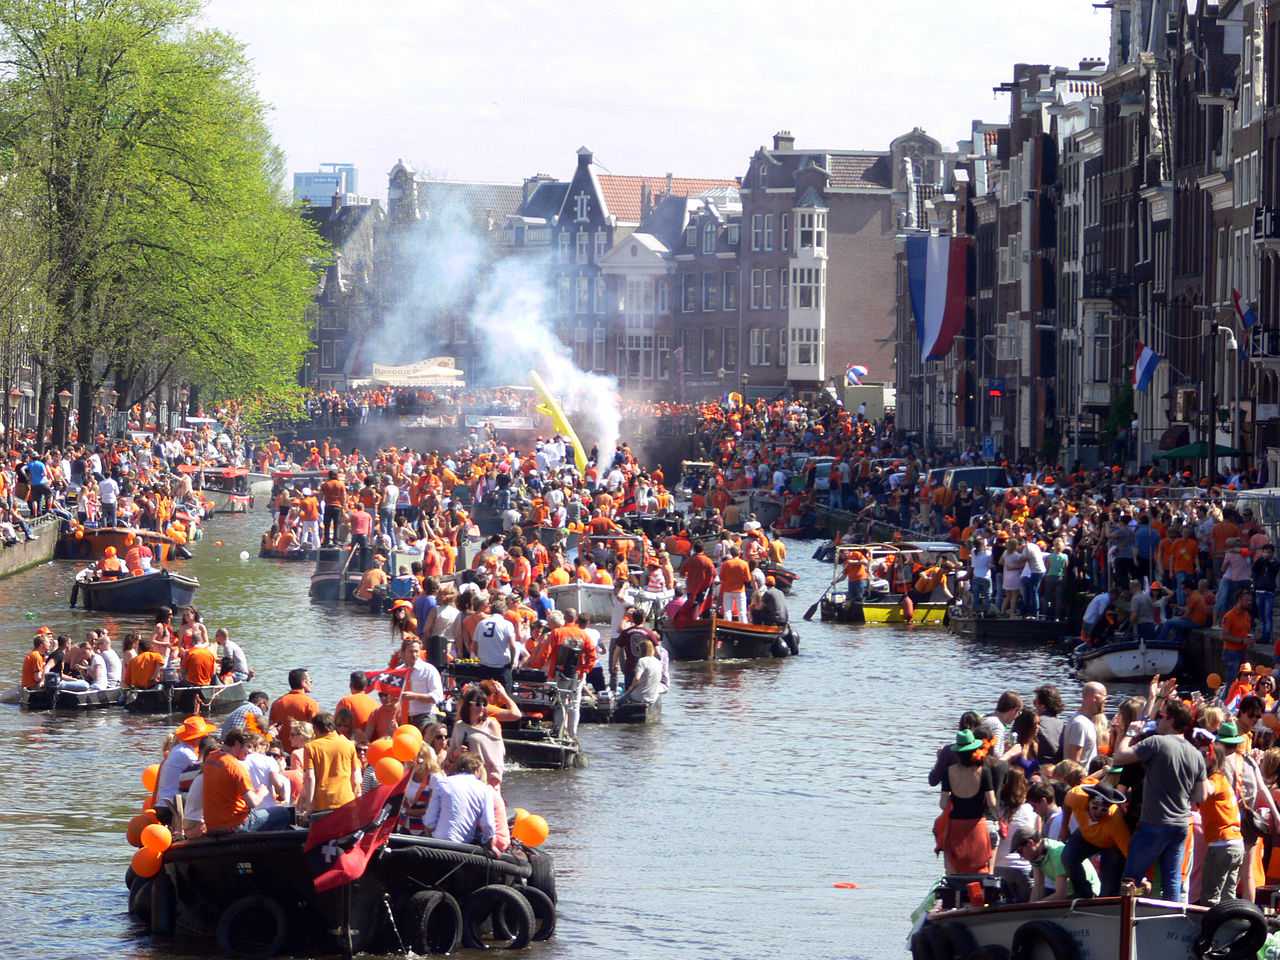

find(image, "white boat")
[912,892,1263,960]
[546,582,616,621]
[1074,637,1181,683]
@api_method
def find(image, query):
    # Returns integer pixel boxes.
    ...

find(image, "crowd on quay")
[298,386,538,428]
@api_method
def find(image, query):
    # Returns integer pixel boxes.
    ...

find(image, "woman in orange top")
[1201,742,1245,905]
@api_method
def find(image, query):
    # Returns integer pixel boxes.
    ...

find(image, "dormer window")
[759,163,768,187]
[702,222,716,253]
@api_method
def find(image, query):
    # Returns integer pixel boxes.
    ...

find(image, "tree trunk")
[35,375,50,447]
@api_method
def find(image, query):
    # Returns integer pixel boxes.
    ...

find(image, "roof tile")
[598,174,738,223]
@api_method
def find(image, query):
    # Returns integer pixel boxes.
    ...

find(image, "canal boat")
[579,690,662,724]
[761,562,798,594]
[123,680,247,715]
[19,679,123,710]
[546,581,615,622]
[71,568,199,613]
[182,464,254,514]
[770,520,820,540]
[1074,636,1182,683]
[258,546,319,562]
[911,888,1264,960]
[310,546,363,602]
[128,827,556,955]
[56,523,182,563]
[818,542,960,626]
[454,663,586,770]
[660,616,796,661]
[948,612,1070,643]
[821,596,951,624]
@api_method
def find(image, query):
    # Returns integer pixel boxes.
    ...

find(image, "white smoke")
[370,197,621,458]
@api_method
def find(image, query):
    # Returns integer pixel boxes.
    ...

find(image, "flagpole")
[342,883,353,959]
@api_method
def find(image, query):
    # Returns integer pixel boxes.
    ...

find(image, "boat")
[546,582,616,622]
[183,465,254,514]
[310,545,363,602]
[71,568,199,613]
[818,541,962,625]
[746,490,784,529]
[660,616,797,661]
[761,562,798,594]
[911,884,1265,960]
[503,725,584,769]
[820,594,951,624]
[19,680,123,710]
[770,521,820,540]
[948,612,1070,643]
[258,547,319,562]
[1074,636,1182,683]
[455,663,586,770]
[579,690,662,724]
[55,524,182,563]
[128,828,557,955]
[123,680,247,715]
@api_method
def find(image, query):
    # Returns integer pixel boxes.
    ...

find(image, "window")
[685,227,696,249]
[576,230,589,264]
[559,231,570,261]
[574,326,589,370]
[799,212,826,249]
[594,229,607,261]
[764,214,774,251]
[792,327,819,366]
[452,314,469,343]
[780,269,789,309]
[702,328,719,373]
[759,162,768,187]
[321,340,334,370]
[763,269,774,309]
[781,213,790,253]
[703,271,718,311]
[723,328,738,370]
[751,269,763,309]
[657,279,669,313]
[682,274,698,312]
[594,277,607,313]
[1091,314,1110,382]
[577,276,590,314]
[593,327,607,371]
[702,222,716,253]
[558,275,571,310]
[794,267,823,309]
[723,270,738,309]
[752,214,763,251]
[574,190,590,221]
[749,328,772,366]
[727,224,740,247]
[657,335,671,380]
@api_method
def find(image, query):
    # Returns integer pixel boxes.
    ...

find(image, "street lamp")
[57,388,72,444]
[7,385,21,439]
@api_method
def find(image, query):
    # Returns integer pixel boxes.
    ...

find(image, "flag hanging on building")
[845,364,868,386]
[1134,342,1160,392]
[1232,289,1258,329]
[906,235,968,364]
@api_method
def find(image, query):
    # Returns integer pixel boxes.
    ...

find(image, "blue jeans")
[1223,648,1246,684]
[238,806,293,832]
[1124,822,1189,902]
[1257,590,1275,646]
[1063,831,1125,897]
[1154,617,1194,646]
[971,577,991,612]
[1216,579,1247,617]
[845,579,866,605]
[1175,571,1193,607]
[1021,573,1044,617]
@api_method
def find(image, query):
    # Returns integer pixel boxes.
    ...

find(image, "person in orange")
[295,486,321,551]
[124,638,166,688]
[182,637,217,686]
[269,668,321,753]
[319,469,347,546]
[335,671,380,737]
[1199,740,1245,905]
[300,712,360,818]
[1060,782,1131,895]
[22,632,51,688]
[840,548,869,607]
[509,546,532,593]
[1222,590,1255,682]
[718,545,752,622]
[203,730,290,832]
[98,545,126,578]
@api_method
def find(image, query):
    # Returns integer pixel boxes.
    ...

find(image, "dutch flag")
[1134,342,1160,392]
[906,235,969,364]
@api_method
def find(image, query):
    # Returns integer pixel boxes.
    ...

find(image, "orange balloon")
[512,813,549,847]
[74,530,84,540]
[367,737,394,766]
[125,810,158,848]
[512,807,530,823]
[214,540,224,548]
[374,756,405,786]
[1206,673,1223,691]
[141,764,160,793]
[141,823,172,853]
[131,847,163,879]
[391,725,423,762]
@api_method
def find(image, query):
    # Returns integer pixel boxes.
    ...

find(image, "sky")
[203,0,1114,199]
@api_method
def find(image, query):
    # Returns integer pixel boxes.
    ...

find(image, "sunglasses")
[432,733,447,742]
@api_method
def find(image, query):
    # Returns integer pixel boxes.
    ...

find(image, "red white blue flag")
[1134,342,1160,392]
[906,235,968,364]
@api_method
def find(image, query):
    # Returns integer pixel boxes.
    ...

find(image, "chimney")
[640,182,651,218]
[1079,57,1104,71]
[665,172,673,194]
[773,130,796,151]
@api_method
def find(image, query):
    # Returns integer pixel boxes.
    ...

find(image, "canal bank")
[0,514,58,580]
[0,512,1088,958]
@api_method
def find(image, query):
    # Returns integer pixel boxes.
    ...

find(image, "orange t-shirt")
[546,567,570,586]
[203,750,252,831]
[1171,539,1199,575]
[22,650,44,688]
[335,692,380,729]
[1201,771,1243,843]
[1064,787,1131,854]
[1222,607,1253,650]
[125,651,165,688]
[719,558,752,592]
[1212,522,1242,557]
[183,646,217,686]
[269,690,321,752]
[1186,591,1213,627]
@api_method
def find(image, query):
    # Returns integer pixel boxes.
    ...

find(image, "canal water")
[0,515,1088,958]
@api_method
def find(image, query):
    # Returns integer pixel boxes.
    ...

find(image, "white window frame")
[593,327,607,372]
[763,269,773,309]
[781,213,790,253]
[576,230,589,264]
[751,214,763,251]
[764,214,774,251]
[682,273,697,313]
[657,279,669,313]
[750,269,762,309]
[702,271,716,311]
[594,229,607,261]
[577,276,590,314]
[594,276,607,314]
[723,270,738,310]
[702,222,716,254]
[559,231,570,261]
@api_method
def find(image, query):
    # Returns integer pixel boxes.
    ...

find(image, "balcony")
[1249,328,1280,371]
[1255,207,1280,250]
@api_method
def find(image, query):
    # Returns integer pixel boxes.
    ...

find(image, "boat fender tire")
[463,884,535,950]
[1010,919,1080,960]
[1193,898,1268,959]
[519,884,556,941]
[785,628,799,655]
[124,867,138,892]
[525,847,557,905]
[215,895,289,958]
[964,947,1011,960]
[399,889,462,956]
[128,877,153,922]
[149,871,176,937]
[770,639,789,658]
[939,921,979,958]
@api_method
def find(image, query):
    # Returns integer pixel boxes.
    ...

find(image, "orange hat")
[173,715,218,743]
[390,599,413,612]
[103,546,117,557]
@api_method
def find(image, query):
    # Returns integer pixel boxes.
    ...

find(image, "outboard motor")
[554,641,582,681]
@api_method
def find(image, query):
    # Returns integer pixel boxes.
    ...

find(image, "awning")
[1152,441,1244,459]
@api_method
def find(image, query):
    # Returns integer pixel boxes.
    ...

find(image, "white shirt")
[424,771,496,844]
[220,639,249,676]
[621,655,664,705]
[98,476,118,505]
[383,484,399,508]
[405,658,444,717]
[156,742,199,806]
[971,550,992,580]
[183,773,205,826]
[1021,541,1046,576]
[474,614,517,668]
[86,652,108,689]
[1063,712,1099,765]
[245,752,287,807]
[100,648,122,686]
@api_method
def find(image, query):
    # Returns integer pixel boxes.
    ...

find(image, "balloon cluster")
[510,807,549,847]
[367,724,424,786]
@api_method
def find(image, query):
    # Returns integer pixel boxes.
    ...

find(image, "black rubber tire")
[1194,898,1268,959]
[149,872,177,937]
[124,866,138,892]
[1010,919,1080,960]
[526,847,557,905]
[128,878,153,922]
[770,639,789,657]
[520,885,556,942]
[940,922,979,958]
[463,885,535,951]
[215,895,289,958]
[399,889,462,956]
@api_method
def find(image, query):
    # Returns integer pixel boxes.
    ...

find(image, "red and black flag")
[304,775,409,892]
[364,665,408,695]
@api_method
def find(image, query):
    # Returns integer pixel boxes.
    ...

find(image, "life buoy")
[1010,919,1080,960]
[463,884,534,950]
[1193,898,1268,959]
[215,895,288,959]
[398,889,462,956]
[901,596,916,622]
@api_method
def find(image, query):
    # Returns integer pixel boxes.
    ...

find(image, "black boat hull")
[76,570,198,613]
[123,681,246,715]
[20,684,123,710]
[948,613,1069,643]
[580,695,662,724]
[660,618,795,661]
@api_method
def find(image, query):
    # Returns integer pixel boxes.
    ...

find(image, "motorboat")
[310,546,363,602]
[948,611,1070,643]
[821,595,951,624]
[818,541,961,626]
[258,547,319,562]
[71,568,199,613]
[20,678,123,710]
[660,616,797,661]
[123,680,247,715]
[56,523,183,563]
[579,689,662,724]
[1074,636,1182,683]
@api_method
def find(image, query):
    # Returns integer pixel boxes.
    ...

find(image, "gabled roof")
[419,179,525,225]
[598,174,739,223]
[746,149,893,192]
[520,181,569,221]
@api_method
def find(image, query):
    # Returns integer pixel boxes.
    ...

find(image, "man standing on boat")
[1111,699,1206,901]
[677,542,716,625]
[319,469,346,547]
